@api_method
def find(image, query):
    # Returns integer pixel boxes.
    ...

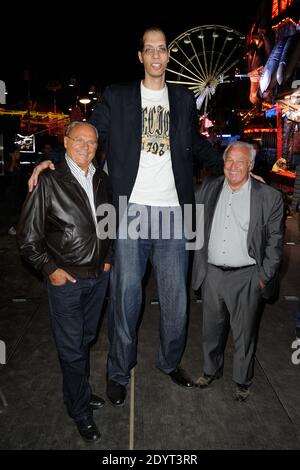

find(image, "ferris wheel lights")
[167,24,245,112]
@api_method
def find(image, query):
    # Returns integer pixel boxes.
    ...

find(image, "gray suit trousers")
[202,264,263,386]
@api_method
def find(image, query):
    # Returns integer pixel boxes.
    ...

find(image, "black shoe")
[196,373,217,388]
[106,380,127,406]
[76,416,101,443]
[234,384,250,402]
[169,367,194,388]
[89,394,105,410]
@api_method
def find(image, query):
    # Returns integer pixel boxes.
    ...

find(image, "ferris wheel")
[167,25,245,113]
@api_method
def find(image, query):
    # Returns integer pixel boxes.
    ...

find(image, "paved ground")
[0,211,300,452]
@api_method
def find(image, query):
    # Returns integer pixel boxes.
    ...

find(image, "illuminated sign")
[272,0,294,19]
[15,133,35,153]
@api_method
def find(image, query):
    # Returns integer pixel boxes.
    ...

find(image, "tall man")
[28,27,225,406]
[18,122,112,442]
[192,141,284,401]
[89,26,225,405]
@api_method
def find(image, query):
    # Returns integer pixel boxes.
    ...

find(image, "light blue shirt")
[208,178,256,267]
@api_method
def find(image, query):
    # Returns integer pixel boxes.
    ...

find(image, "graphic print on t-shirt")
[129,82,179,206]
[141,105,170,157]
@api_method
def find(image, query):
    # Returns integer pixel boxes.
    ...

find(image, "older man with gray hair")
[17,121,112,442]
[192,141,284,401]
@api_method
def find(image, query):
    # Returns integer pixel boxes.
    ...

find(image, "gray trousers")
[202,264,263,386]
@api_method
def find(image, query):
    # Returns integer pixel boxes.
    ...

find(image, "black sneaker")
[196,374,217,388]
[234,384,250,402]
[168,367,194,388]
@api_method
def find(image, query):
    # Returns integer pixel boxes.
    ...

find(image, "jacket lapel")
[247,178,261,246]
[58,157,96,225]
[128,81,142,139]
[207,177,224,239]
[168,84,179,142]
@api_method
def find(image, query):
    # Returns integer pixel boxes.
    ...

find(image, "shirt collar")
[223,177,251,194]
[65,153,95,178]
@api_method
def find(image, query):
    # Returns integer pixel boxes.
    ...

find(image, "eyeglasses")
[142,46,168,56]
[66,135,97,147]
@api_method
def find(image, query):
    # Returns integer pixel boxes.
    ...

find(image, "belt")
[210,264,255,272]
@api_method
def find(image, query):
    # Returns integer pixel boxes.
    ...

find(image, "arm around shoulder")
[28,160,55,192]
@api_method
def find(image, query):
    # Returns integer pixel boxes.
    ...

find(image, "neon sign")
[272,0,294,19]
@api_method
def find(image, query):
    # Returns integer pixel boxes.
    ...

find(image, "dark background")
[1,1,264,112]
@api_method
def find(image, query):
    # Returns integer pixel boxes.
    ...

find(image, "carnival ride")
[166,25,245,113]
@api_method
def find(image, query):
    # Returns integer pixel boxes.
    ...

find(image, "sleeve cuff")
[42,260,58,276]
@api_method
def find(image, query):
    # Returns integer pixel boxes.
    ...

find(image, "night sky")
[2,1,265,113]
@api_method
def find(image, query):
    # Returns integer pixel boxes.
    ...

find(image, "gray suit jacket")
[191,176,284,300]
